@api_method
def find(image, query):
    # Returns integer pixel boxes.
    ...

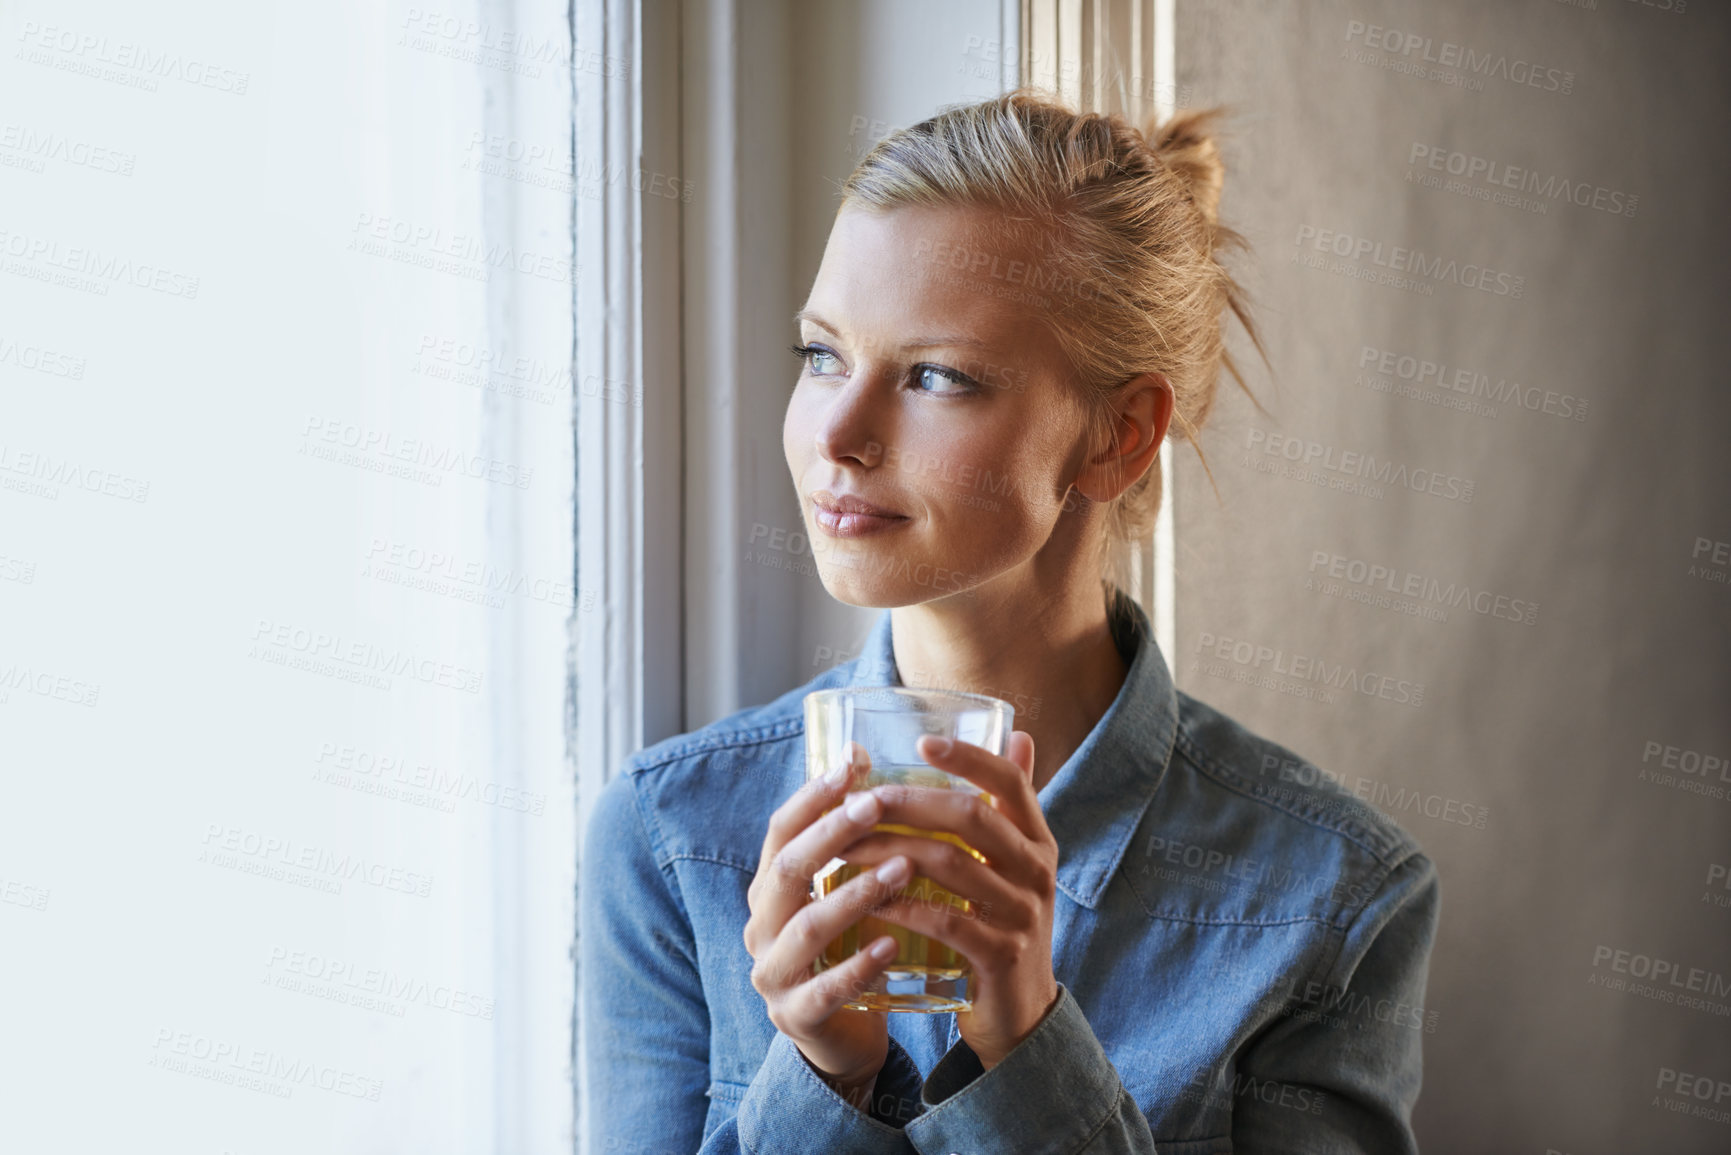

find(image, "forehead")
[803,202,1055,357]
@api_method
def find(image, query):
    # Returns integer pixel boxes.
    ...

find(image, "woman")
[582,90,1439,1154]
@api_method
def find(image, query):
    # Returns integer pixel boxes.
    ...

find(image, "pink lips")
[812,490,908,537]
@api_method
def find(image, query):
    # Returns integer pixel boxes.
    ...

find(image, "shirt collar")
[845,585,1178,910]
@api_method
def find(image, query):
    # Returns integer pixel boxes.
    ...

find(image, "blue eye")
[790,344,980,397]
[914,364,977,395]
[791,343,843,377]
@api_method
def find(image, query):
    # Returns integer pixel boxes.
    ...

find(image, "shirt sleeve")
[1228,850,1440,1154]
[580,770,714,1155]
[903,982,1159,1154]
[722,1030,923,1154]
[586,767,923,1155]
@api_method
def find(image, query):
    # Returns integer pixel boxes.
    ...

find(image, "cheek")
[912,429,1063,517]
[782,393,808,474]
[916,449,1060,552]
[933,491,1054,554]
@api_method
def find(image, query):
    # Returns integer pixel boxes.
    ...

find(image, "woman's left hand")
[841,730,1060,1070]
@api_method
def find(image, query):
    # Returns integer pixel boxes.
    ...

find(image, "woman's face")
[784,202,1098,608]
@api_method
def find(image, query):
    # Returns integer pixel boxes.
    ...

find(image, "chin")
[816,554,983,609]
[815,566,905,609]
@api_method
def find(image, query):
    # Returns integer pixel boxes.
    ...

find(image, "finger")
[832,829,1024,925]
[854,782,1037,889]
[754,853,913,1000]
[916,733,1045,841]
[756,743,870,891]
[747,750,869,959]
[867,889,986,973]
[914,732,1030,802]
[790,929,900,1028]
[760,775,894,911]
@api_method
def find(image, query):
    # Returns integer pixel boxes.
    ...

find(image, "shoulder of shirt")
[619,660,849,777]
[600,659,852,873]
[1166,687,1427,873]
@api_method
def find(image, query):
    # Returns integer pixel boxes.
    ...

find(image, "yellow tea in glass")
[802,686,1013,1012]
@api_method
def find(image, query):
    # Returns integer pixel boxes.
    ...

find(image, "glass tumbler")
[802,685,1013,1012]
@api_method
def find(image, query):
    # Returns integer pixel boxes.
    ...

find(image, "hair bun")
[1145,108,1227,230]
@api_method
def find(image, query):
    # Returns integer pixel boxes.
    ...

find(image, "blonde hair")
[840,87,1267,595]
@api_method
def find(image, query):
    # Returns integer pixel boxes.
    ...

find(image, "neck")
[888,580,1131,794]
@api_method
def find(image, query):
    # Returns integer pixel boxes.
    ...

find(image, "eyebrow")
[793,309,996,353]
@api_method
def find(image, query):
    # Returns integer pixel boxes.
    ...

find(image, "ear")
[1073,373,1174,505]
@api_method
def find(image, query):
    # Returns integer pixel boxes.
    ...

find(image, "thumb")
[1008,730,1035,781]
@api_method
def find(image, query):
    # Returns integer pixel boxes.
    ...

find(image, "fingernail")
[823,764,849,787]
[869,937,897,960]
[924,736,952,757]
[844,792,879,823]
[875,856,910,886]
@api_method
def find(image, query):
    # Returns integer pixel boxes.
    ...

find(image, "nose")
[813,366,894,469]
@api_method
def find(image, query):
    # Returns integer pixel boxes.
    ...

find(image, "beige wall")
[1173,1,1731,1150]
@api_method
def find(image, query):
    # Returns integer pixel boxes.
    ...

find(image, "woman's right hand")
[743,743,914,1107]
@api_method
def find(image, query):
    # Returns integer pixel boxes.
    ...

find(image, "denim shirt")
[581,588,1439,1154]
